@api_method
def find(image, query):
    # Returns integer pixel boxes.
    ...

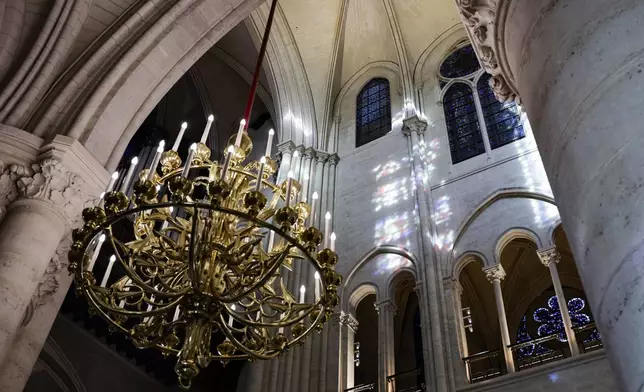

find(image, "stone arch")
[348,283,379,314]
[341,245,419,311]
[28,336,87,392]
[245,4,317,149]
[331,61,403,156]
[447,187,558,273]
[494,227,543,265]
[413,24,468,89]
[452,251,487,280]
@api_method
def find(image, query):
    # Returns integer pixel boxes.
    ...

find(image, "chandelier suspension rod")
[241,0,279,129]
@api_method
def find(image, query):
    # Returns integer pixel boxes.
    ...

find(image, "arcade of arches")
[0,0,640,392]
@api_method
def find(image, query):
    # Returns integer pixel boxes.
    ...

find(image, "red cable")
[241,0,279,131]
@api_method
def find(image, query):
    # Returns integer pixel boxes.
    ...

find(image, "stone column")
[292,145,305,183]
[483,265,515,373]
[537,247,580,356]
[326,154,339,222]
[403,116,449,391]
[276,141,295,184]
[340,313,359,390]
[375,299,396,392]
[312,152,328,228]
[456,0,644,389]
[0,134,104,391]
[445,279,469,385]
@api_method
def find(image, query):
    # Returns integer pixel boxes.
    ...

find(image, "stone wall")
[458,351,617,392]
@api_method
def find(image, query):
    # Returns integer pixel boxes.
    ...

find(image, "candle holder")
[68,135,340,390]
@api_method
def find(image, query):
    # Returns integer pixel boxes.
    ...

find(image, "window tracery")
[356,78,391,147]
[439,43,526,164]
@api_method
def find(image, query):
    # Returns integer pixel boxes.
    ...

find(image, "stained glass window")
[477,73,525,149]
[443,83,485,163]
[356,78,391,147]
[439,45,481,79]
[516,295,601,359]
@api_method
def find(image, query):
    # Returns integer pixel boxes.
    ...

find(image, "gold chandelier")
[67,124,341,388]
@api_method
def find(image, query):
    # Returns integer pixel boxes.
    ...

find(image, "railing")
[344,383,375,392]
[463,349,505,383]
[509,333,565,371]
[387,368,425,392]
[464,322,603,384]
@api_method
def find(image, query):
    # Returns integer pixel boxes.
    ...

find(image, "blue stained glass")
[517,294,601,359]
[439,45,481,79]
[477,73,526,149]
[356,78,391,147]
[443,83,485,163]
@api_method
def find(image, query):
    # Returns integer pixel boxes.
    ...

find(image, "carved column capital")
[277,140,296,155]
[454,0,519,102]
[374,299,397,315]
[295,145,306,156]
[14,159,92,226]
[304,147,316,161]
[537,246,561,267]
[402,115,428,137]
[327,153,340,166]
[483,264,506,283]
[316,151,329,164]
[339,311,359,332]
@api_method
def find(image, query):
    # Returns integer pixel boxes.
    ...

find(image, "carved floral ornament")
[454,0,519,103]
[0,158,92,225]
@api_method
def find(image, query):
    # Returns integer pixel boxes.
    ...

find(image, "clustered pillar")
[453,0,644,388]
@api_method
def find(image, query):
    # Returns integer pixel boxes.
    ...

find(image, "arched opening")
[354,294,378,388]
[391,272,424,390]
[457,256,500,381]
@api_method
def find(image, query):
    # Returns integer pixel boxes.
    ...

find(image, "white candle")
[255,156,266,191]
[200,115,215,144]
[234,119,246,147]
[120,157,139,193]
[100,254,117,287]
[146,141,165,182]
[173,306,181,322]
[228,304,236,327]
[292,150,300,181]
[221,145,235,180]
[314,271,321,301]
[299,285,306,304]
[265,128,275,157]
[285,170,294,207]
[87,234,106,271]
[181,143,197,178]
[267,231,275,252]
[105,171,119,193]
[172,122,188,151]
[119,278,131,308]
[330,232,336,252]
[324,212,331,248]
[310,192,319,226]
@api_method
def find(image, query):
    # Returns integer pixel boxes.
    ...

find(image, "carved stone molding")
[304,147,316,160]
[339,311,359,332]
[402,115,428,136]
[21,236,72,327]
[483,264,506,283]
[374,299,397,315]
[0,160,30,219]
[316,151,329,164]
[276,140,296,155]
[537,246,561,267]
[327,153,340,166]
[454,0,519,102]
[16,159,91,226]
